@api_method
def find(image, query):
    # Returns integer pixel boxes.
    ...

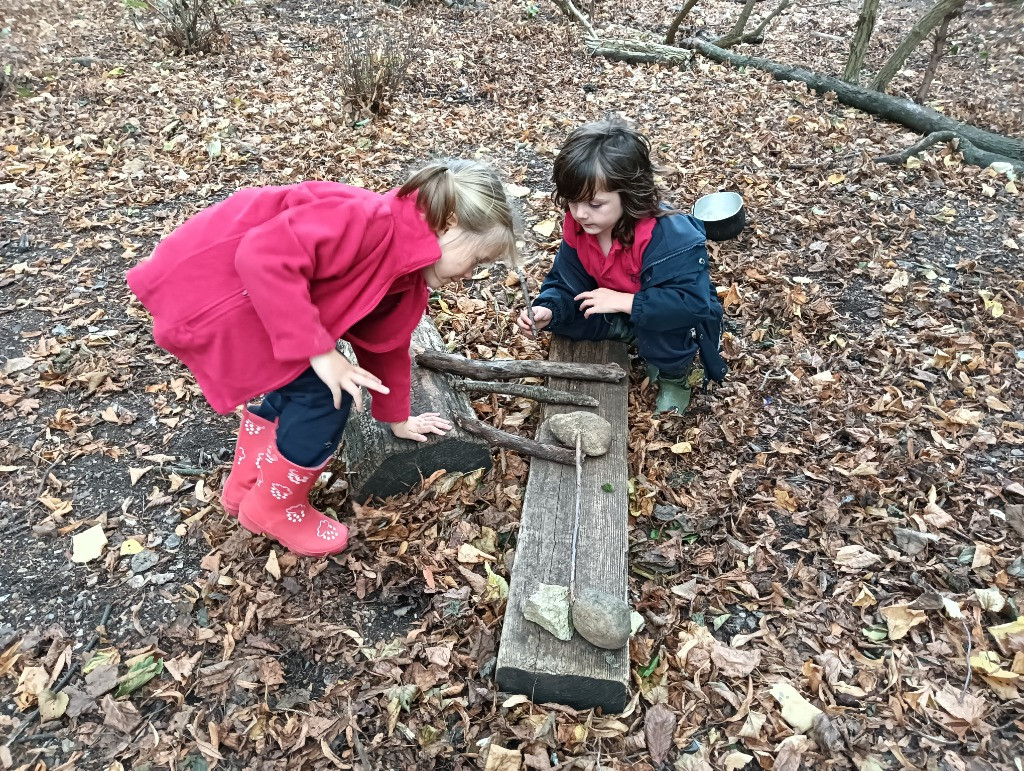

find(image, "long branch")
[452,379,600,407]
[588,35,1024,165]
[453,414,576,465]
[416,351,626,382]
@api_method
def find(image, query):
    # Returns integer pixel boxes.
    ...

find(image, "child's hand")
[390,413,453,442]
[309,350,389,412]
[575,288,634,317]
[516,306,552,338]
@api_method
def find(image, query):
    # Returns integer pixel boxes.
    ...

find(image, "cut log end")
[496,665,629,714]
[353,437,492,501]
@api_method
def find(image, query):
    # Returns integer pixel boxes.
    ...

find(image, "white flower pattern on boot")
[316,519,341,541]
[236,447,246,465]
[270,483,292,500]
[287,469,310,484]
[244,419,264,435]
[264,445,279,464]
[284,504,305,523]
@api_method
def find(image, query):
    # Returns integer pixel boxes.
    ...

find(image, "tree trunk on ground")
[871,0,966,92]
[916,7,960,101]
[340,318,491,501]
[665,0,701,44]
[588,35,1024,170]
[843,0,880,82]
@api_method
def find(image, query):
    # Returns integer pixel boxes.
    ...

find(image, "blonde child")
[129,161,518,557]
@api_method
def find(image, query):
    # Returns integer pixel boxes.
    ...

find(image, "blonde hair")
[398,160,520,267]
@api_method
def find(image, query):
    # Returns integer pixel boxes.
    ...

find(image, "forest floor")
[1,0,1022,768]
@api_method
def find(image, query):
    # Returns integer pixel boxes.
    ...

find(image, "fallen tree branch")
[665,0,701,44]
[875,130,1024,172]
[452,379,600,407]
[453,414,575,465]
[741,0,792,44]
[416,350,626,382]
[551,0,596,36]
[589,35,1024,169]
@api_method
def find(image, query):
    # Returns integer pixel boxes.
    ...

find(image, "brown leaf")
[100,694,141,734]
[643,703,676,765]
[711,645,762,678]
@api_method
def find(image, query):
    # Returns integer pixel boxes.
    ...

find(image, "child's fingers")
[343,383,363,412]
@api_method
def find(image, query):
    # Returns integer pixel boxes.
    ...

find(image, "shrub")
[335,26,416,119]
[125,0,228,55]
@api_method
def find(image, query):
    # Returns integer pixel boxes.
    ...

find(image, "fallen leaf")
[119,538,143,556]
[643,703,676,765]
[38,688,69,721]
[833,544,880,571]
[723,751,754,771]
[457,543,495,564]
[532,218,557,237]
[880,603,928,640]
[484,744,522,771]
[975,587,1005,613]
[265,550,281,580]
[770,681,821,732]
[711,645,761,677]
[71,525,107,563]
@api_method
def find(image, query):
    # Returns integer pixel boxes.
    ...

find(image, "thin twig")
[569,432,582,601]
[959,618,973,702]
[33,454,65,508]
[517,269,538,339]
[452,379,599,407]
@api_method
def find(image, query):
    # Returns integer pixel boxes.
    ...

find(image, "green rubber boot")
[647,364,704,415]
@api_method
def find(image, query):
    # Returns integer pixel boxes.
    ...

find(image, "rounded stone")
[544,411,612,457]
[572,587,631,650]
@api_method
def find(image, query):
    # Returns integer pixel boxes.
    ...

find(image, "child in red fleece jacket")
[128,160,518,558]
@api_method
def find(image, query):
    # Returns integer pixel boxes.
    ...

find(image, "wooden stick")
[453,414,576,466]
[517,269,538,339]
[416,351,626,383]
[452,379,599,407]
[570,432,582,601]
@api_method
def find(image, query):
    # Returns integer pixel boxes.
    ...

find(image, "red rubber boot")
[220,407,277,517]
[237,440,349,558]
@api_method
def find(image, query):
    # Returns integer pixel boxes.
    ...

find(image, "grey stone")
[523,583,573,641]
[164,534,182,550]
[130,549,159,574]
[544,411,612,457]
[571,587,631,650]
[149,573,175,586]
[127,574,148,590]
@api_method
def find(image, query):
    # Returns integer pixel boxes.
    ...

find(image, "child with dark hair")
[129,160,518,557]
[517,116,727,414]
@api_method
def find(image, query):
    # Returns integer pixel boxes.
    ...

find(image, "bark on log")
[871,0,965,92]
[589,35,1024,168]
[340,318,491,501]
[495,337,631,713]
[452,414,576,465]
[452,379,600,407]
[415,350,626,383]
[843,0,880,82]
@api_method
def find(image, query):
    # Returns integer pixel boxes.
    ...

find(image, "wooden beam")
[496,337,631,713]
[340,317,492,501]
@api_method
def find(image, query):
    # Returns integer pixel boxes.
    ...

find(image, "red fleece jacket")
[126,182,441,422]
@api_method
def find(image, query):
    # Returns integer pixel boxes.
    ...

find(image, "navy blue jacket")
[533,213,727,382]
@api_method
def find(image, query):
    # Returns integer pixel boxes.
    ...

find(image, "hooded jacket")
[533,212,728,382]
[126,182,441,422]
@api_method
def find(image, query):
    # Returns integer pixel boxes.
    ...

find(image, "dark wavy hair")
[552,115,665,246]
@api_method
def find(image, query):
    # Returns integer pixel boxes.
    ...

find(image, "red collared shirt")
[563,210,657,293]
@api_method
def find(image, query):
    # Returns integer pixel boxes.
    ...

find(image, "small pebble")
[131,549,159,574]
[164,534,182,550]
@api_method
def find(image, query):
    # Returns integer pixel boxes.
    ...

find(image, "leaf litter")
[1,0,1022,767]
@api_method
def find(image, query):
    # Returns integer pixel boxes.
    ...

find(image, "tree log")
[452,414,576,465]
[415,350,626,383]
[452,379,600,407]
[589,35,1024,168]
[843,0,880,82]
[340,318,491,501]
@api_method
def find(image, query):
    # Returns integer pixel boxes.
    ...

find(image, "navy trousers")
[554,312,696,377]
[250,367,352,467]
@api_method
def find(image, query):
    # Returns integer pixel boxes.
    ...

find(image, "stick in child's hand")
[517,269,538,338]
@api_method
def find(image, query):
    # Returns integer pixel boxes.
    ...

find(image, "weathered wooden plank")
[340,317,492,501]
[496,337,631,713]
